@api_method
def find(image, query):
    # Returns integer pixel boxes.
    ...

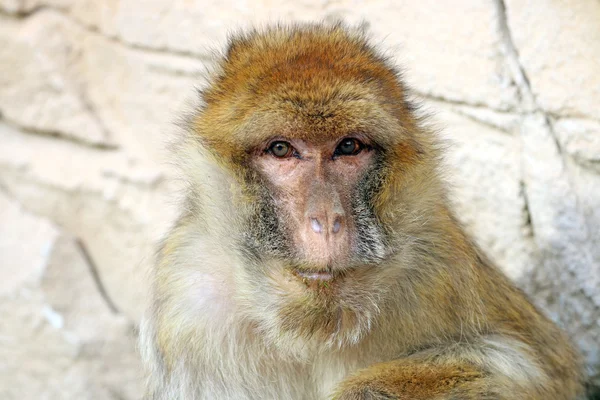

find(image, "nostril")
[332,218,342,233]
[310,218,323,233]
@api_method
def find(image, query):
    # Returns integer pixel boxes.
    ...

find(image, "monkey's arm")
[334,360,489,400]
[333,338,551,400]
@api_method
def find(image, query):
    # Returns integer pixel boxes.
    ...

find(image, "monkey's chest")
[202,350,365,400]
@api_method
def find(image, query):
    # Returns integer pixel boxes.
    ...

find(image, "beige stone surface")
[0,0,599,397]
[0,16,111,146]
[0,194,142,399]
[505,0,600,119]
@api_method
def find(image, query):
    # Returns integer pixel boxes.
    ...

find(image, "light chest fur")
[142,232,384,400]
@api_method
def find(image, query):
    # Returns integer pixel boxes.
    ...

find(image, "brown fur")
[140,23,584,400]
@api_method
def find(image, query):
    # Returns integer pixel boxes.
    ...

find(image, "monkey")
[139,23,584,400]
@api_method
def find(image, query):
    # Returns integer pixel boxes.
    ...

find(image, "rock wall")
[1,0,598,398]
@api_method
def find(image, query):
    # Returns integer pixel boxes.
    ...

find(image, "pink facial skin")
[253,136,375,276]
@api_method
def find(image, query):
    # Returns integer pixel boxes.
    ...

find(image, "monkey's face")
[191,26,430,349]
[244,130,395,351]
[252,134,386,276]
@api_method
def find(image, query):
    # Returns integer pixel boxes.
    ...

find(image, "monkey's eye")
[268,141,294,158]
[335,138,363,157]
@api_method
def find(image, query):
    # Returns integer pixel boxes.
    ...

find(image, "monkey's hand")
[332,359,500,400]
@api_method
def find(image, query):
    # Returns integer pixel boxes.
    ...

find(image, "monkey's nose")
[333,219,341,233]
[309,216,343,234]
[310,218,323,233]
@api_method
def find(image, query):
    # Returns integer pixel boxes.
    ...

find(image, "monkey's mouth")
[289,264,356,286]
[293,268,334,281]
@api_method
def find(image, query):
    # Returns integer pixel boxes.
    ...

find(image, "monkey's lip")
[293,269,334,281]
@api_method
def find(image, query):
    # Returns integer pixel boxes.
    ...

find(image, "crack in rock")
[494,0,535,109]
[0,5,212,61]
[0,115,118,151]
[75,239,120,315]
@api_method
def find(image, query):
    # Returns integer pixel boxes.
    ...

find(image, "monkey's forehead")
[191,24,423,162]
[208,24,404,106]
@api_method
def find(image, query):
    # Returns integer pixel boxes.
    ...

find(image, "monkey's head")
[188,24,442,354]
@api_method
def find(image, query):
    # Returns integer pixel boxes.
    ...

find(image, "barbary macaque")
[140,23,584,399]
